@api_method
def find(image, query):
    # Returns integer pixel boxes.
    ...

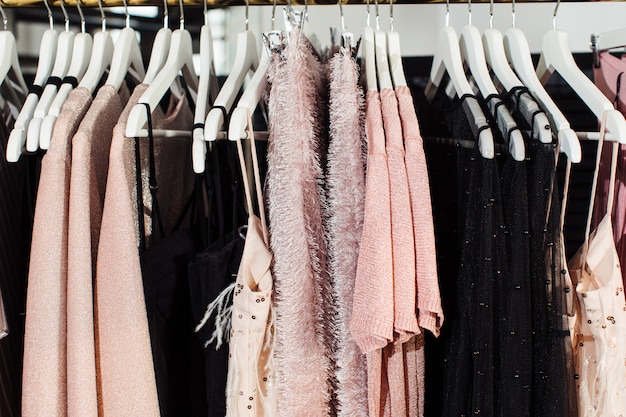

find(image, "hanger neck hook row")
[553,0,561,30]
[43,0,53,30]
[511,0,515,28]
[59,0,69,32]
[178,0,184,30]
[374,0,379,31]
[76,0,86,33]
[445,0,450,28]
[489,0,494,29]
[390,0,394,32]
[0,4,7,31]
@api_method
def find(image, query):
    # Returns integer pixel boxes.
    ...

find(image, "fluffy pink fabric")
[396,85,443,335]
[267,30,332,417]
[325,48,369,417]
[350,91,394,354]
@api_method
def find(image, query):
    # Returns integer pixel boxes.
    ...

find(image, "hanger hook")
[553,0,561,30]
[42,0,53,30]
[121,0,130,28]
[0,4,7,31]
[164,0,169,29]
[178,0,184,30]
[271,0,276,30]
[244,0,249,31]
[511,0,515,27]
[445,0,450,28]
[468,0,472,26]
[203,0,208,26]
[374,0,379,31]
[59,0,69,32]
[489,0,494,29]
[76,0,86,33]
[390,0,394,32]
[338,0,345,33]
[366,0,370,28]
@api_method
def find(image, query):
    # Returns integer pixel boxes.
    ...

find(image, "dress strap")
[582,112,609,262]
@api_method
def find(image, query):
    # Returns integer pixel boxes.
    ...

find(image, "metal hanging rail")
[0,0,597,8]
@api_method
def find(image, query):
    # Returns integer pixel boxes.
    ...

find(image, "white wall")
[228,1,626,59]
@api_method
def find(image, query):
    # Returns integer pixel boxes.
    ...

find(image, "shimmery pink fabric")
[96,84,192,417]
[66,85,128,417]
[592,52,626,288]
[325,48,369,417]
[267,30,332,417]
[350,91,394,354]
[381,87,419,341]
[396,85,443,336]
[22,87,92,417]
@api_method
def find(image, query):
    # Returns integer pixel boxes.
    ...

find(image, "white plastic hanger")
[425,0,494,159]
[457,0,524,161]
[591,28,626,68]
[202,0,259,144]
[362,0,377,92]
[387,0,407,88]
[104,0,145,91]
[6,1,57,163]
[227,0,283,153]
[0,4,27,99]
[503,0,581,162]
[26,0,74,153]
[191,0,217,173]
[536,0,626,144]
[38,0,92,151]
[143,0,172,85]
[373,0,392,91]
[482,0,551,144]
[125,0,199,138]
[76,0,114,94]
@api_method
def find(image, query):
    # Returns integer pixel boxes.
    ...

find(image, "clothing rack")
[0,0,595,7]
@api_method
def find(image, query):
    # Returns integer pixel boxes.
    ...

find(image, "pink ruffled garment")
[96,84,193,417]
[66,84,129,417]
[22,87,92,417]
[266,30,332,417]
[324,47,368,417]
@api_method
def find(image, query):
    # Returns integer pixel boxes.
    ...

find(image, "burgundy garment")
[592,52,626,287]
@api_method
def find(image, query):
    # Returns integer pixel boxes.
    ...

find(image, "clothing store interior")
[1,0,625,416]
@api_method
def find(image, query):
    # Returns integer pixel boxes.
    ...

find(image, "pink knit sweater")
[350,90,394,354]
[381,87,420,342]
[397,85,444,335]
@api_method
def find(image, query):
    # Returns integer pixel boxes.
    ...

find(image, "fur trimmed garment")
[324,47,369,417]
[266,29,332,417]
